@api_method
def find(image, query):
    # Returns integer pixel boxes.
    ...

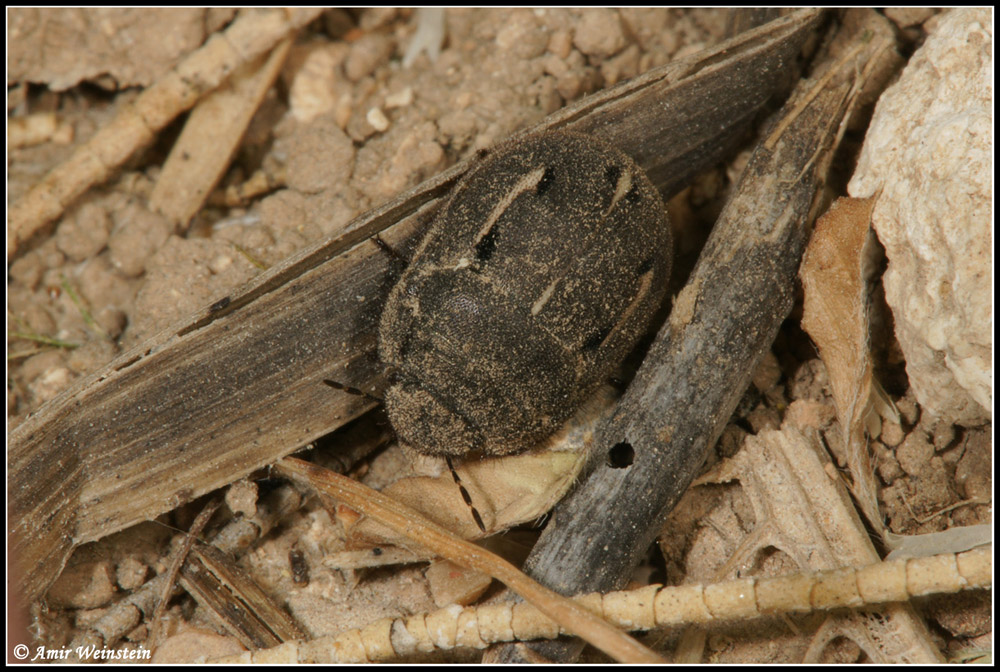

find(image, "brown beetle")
[378,131,671,457]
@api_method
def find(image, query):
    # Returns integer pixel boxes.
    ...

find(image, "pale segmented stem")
[214,546,991,663]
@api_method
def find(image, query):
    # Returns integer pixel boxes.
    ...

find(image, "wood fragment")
[147,498,222,654]
[149,36,294,229]
[64,483,303,656]
[180,544,305,650]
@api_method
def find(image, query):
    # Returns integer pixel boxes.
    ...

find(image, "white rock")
[385,86,414,110]
[287,42,349,124]
[366,107,390,133]
[849,8,992,426]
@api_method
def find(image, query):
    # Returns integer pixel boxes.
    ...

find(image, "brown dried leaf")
[275,457,666,663]
[348,388,614,544]
[799,195,885,532]
[425,559,493,608]
[800,195,879,436]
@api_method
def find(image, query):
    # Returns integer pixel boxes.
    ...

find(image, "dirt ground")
[7,8,991,664]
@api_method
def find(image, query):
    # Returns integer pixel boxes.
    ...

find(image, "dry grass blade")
[274,457,666,664]
[149,36,294,229]
[147,498,221,653]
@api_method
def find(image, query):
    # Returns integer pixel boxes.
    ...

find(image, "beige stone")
[849,8,992,426]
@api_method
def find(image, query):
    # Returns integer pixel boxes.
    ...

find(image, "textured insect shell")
[378,131,672,458]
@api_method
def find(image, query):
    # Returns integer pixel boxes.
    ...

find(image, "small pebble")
[366,107,390,132]
[896,430,934,477]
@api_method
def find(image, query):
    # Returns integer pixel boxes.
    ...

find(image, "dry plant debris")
[800,195,888,534]
[214,546,991,663]
[147,36,296,229]
[275,457,666,664]
[7,8,990,664]
[8,8,324,257]
[686,427,945,663]
[344,387,611,544]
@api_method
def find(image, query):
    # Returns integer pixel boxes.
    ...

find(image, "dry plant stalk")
[148,36,294,229]
[7,7,323,258]
[65,484,304,658]
[146,498,222,653]
[214,546,991,663]
[179,544,305,649]
[273,457,667,664]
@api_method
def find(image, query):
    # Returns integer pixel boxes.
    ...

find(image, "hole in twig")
[608,441,634,469]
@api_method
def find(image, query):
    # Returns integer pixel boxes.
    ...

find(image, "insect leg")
[323,379,384,403]
[445,456,486,534]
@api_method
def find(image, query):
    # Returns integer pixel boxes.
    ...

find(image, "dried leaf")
[425,559,493,608]
[799,195,885,532]
[347,388,614,544]
[275,457,666,664]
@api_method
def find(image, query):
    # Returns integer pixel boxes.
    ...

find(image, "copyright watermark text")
[11,644,150,662]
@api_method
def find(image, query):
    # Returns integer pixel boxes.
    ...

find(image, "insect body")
[378,131,671,457]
